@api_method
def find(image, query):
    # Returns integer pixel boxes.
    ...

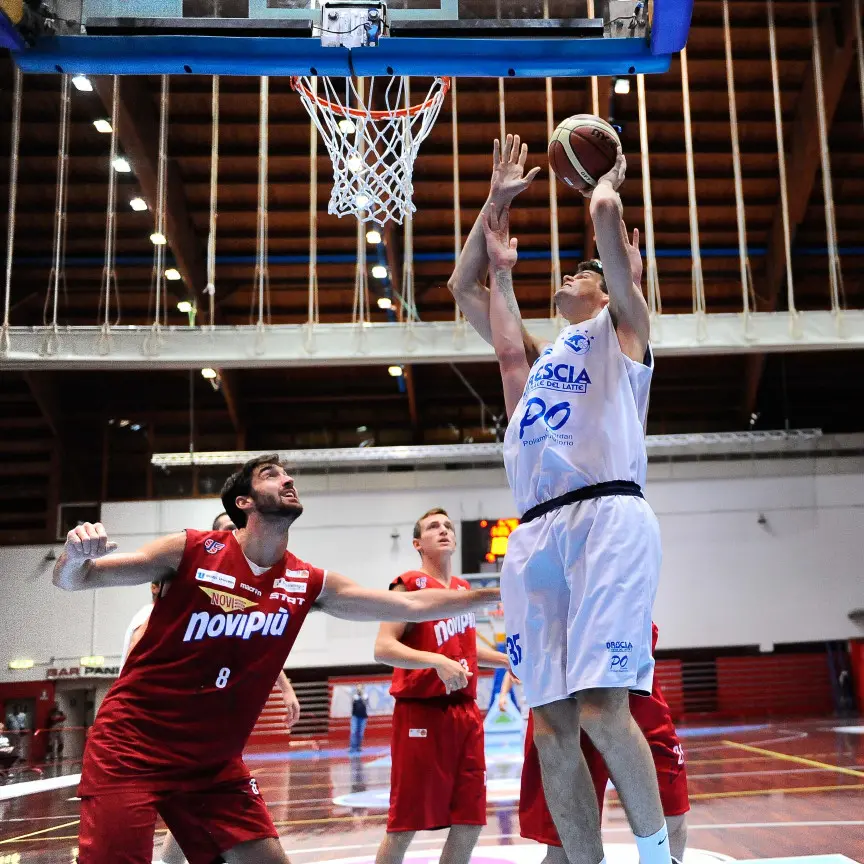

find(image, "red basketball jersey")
[389,571,478,702]
[79,529,325,794]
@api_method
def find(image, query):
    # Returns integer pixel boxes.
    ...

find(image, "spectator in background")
[349,685,369,754]
[13,707,29,761]
[0,722,16,783]
[46,704,67,762]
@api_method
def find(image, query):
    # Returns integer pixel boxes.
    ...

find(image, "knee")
[532,705,581,757]
[577,689,630,746]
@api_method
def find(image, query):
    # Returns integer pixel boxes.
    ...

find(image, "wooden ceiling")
[0,0,863,542]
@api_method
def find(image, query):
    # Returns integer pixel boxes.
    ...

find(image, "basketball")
[548,114,621,191]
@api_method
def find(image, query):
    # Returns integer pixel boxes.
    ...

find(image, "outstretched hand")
[481,203,519,271]
[490,134,542,206]
[625,225,642,286]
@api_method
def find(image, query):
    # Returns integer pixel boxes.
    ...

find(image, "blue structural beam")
[651,0,694,55]
[13,34,671,77]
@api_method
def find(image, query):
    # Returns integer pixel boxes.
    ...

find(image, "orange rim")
[290,76,451,121]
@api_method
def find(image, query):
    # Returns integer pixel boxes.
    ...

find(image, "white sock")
[635,823,672,864]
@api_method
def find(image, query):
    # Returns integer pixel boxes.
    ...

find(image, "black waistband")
[520,480,643,524]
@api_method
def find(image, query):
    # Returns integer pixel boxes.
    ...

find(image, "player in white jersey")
[449,135,670,864]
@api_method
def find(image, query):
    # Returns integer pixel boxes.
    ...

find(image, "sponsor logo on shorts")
[285,568,309,580]
[433,613,476,648]
[241,583,262,597]
[415,576,427,589]
[610,654,629,671]
[198,586,257,612]
[182,609,289,642]
[195,568,236,589]
[274,577,308,593]
[408,728,427,738]
[606,641,633,652]
[203,538,225,554]
[249,778,260,795]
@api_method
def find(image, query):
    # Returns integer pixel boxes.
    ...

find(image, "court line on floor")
[722,740,864,779]
[0,819,80,845]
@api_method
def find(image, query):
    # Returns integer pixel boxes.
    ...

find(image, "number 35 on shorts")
[506,633,523,667]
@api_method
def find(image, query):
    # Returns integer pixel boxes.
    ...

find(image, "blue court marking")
[676,724,769,738]
[13,34,672,78]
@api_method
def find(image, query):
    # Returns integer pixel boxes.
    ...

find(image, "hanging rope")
[144,75,170,355]
[253,76,271,353]
[205,75,220,332]
[402,76,418,328]
[766,0,798,333]
[351,77,370,330]
[306,75,320,344]
[855,0,864,136]
[96,76,122,355]
[0,67,22,358]
[636,75,662,328]
[587,0,599,115]
[43,74,71,356]
[543,0,561,318]
[679,48,705,329]
[810,0,845,320]
[451,77,463,326]
[722,0,755,333]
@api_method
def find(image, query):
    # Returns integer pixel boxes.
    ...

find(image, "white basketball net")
[291,75,450,226]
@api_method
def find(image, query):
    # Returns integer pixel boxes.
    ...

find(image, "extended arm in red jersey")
[53,525,185,591]
[477,640,511,669]
[317,571,499,622]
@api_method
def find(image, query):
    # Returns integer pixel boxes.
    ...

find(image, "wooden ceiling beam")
[741,0,858,425]
[92,76,203,304]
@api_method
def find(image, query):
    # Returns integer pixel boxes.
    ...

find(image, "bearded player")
[54,455,498,864]
[374,508,511,864]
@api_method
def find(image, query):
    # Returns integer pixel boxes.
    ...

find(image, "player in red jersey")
[516,624,689,862]
[53,455,499,864]
[374,508,512,864]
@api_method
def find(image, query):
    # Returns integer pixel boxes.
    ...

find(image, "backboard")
[12,0,694,77]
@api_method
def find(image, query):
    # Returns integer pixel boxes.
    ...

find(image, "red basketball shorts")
[77,774,278,864]
[519,695,689,846]
[387,698,486,832]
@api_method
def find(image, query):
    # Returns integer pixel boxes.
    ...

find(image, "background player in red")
[374,507,511,864]
[54,455,498,864]
[515,624,689,862]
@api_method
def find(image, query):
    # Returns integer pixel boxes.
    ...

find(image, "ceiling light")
[347,155,363,172]
[118,419,130,428]
[150,232,167,245]
[129,197,147,211]
[366,229,382,244]
[371,265,388,279]
[176,300,193,313]
[614,77,631,95]
[338,118,357,134]
[165,268,182,281]
[130,424,142,432]
[71,75,93,92]
[377,297,392,310]
[112,157,131,173]
[8,658,34,670]
[388,365,403,378]
[356,425,368,433]
[201,368,218,380]
[80,656,105,667]
[93,118,113,133]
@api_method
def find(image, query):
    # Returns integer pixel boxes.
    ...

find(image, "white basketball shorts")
[500,494,661,709]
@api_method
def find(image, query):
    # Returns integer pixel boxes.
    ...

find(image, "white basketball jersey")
[120,603,153,669]
[503,307,653,515]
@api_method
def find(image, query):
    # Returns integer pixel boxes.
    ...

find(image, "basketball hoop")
[290,75,450,226]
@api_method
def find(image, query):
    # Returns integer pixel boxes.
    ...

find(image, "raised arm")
[317,571,498,623]
[589,153,651,362]
[482,203,531,418]
[448,134,541,345]
[53,522,184,591]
